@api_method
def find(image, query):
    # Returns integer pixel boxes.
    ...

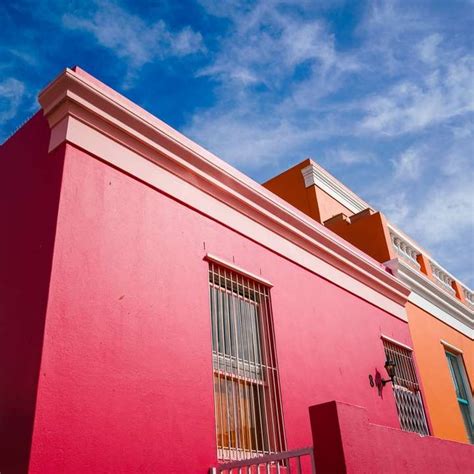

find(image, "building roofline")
[279,160,472,299]
[37,67,411,317]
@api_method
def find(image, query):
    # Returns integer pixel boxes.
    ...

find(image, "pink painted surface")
[25,143,413,473]
[0,113,65,473]
[310,401,473,473]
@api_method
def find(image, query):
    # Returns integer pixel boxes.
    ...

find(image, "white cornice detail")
[391,260,473,339]
[37,68,411,318]
[301,162,369,213]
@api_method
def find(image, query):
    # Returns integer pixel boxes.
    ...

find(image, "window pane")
[446,352,473,443]
[459,402,474,444]
[446,352,468,401]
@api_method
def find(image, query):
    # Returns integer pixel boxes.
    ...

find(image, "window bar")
[242,278,260,451]
[259,288,277,455]
[231,270,249,458]
[264,289,281,454]
[247,276,263,456]
[244,275,261,454]
[219,266,233,458]
[255,280,278,455]
[221,276,239,459]
[263,289,285,453]
[226,272,246,458]
[253,276,267,455]
[215,265,225,457]
[241,275,260,455]
[232,272,247,458]
[211,264,222,456]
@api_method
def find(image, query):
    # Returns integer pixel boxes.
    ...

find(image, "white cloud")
[392,145,427,180]
[417,33,443,64]
[62,0,204,84]
[185,1,360,168]
[360,55,474,135]
[185,109,315,168]
[409,177,474,246]
[324,147,375,166]
[0,77,25,122]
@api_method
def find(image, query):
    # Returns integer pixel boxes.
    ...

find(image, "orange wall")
[314,187,353,223]
[263,159,321,222]
[263,160,353,224]
[407,301,473,444]
[325,211,394,264]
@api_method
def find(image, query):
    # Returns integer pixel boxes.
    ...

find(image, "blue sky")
[1,0,473,286]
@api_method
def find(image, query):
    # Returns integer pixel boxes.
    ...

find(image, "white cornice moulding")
[301,162,369,214]
[37,67,411,319]
[395,260,473,339]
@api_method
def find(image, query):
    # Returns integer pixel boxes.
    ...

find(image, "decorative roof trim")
[301,162,369,213]
[387,224,473,297]
[390,259,473,338]
[38,67,410,316]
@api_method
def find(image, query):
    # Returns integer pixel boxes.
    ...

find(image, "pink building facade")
[1,68,472,473]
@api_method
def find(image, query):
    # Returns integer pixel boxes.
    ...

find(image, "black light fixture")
[382,359,396,386]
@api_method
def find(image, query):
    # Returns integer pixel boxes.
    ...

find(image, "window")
[445,351,474,443]
[383,339,430,435]
[208,262,286,460]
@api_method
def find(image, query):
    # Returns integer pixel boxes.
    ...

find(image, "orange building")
[264,158,474,444]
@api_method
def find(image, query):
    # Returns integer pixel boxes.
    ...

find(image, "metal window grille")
[209,262,286,461]
[446,352,474,443]
[383,340,430,436]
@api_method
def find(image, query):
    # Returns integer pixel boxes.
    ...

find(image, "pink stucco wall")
[310,401,473,473]
[19,141,415,473]
[0,114,65,474]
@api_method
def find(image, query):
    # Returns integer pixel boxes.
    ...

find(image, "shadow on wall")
[0,113,65,474]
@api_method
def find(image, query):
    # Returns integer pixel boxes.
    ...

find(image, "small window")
[383,339,430,435]
[445,351,474,443]
[208,262,286,460]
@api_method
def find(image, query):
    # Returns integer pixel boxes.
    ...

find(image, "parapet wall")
[309,401,473,473]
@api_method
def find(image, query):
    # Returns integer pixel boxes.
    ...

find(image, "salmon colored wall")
[407,301,473,444]
[314,187,353,224]
[325,211,394,264]
[263,159,321,222]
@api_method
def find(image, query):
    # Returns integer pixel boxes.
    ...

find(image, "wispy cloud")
[63,0,205,86]
[392,145,427,181]
[324,147,375,166]
[186,0,361,170]
[359,55,474,135]
[0,78,25,122]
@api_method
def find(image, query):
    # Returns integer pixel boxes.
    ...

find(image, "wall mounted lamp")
[381,359,396,386]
